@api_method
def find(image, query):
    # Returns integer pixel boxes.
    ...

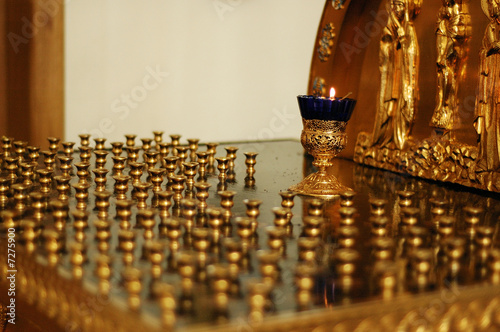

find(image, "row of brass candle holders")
[2,185,500,330]
[1,137,500,331]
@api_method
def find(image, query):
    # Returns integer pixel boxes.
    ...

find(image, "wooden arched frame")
[1,0,64,148]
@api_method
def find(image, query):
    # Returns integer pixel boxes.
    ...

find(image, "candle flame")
[330,87,336,99]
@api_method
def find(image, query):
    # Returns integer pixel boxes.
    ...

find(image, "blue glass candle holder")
[290,95,357,198]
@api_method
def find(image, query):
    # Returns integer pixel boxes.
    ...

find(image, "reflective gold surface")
[0,138,499,331]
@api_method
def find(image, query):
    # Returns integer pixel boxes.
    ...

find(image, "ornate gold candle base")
[289,170,350,199]
[289,119,350,199]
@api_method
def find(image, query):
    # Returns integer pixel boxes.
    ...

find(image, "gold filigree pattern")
[318,23,336,62]
[301,119,347,162]
[290,119,350,198]
[353,131,500,192]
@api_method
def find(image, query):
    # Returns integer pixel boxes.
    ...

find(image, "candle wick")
[340,92,352,100]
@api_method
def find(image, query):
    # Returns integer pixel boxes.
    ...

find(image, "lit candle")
[330,87,336,100]
[297,87,356,121]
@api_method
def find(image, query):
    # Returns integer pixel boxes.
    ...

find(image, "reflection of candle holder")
[289,94,356,199]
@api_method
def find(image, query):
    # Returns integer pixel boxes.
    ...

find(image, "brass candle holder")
[289,93,356,199]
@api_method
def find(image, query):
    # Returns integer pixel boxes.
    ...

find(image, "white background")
[65,0,325,145]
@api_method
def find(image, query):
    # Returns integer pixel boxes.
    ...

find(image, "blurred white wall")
[65,0,325,145]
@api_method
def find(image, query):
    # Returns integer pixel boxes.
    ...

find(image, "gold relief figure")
[475,0,500,171]
[312,77,326,97]
[430,0,471,132]
[372,0,421,150]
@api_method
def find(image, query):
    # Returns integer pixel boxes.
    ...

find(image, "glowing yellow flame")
[330,87,336,99]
